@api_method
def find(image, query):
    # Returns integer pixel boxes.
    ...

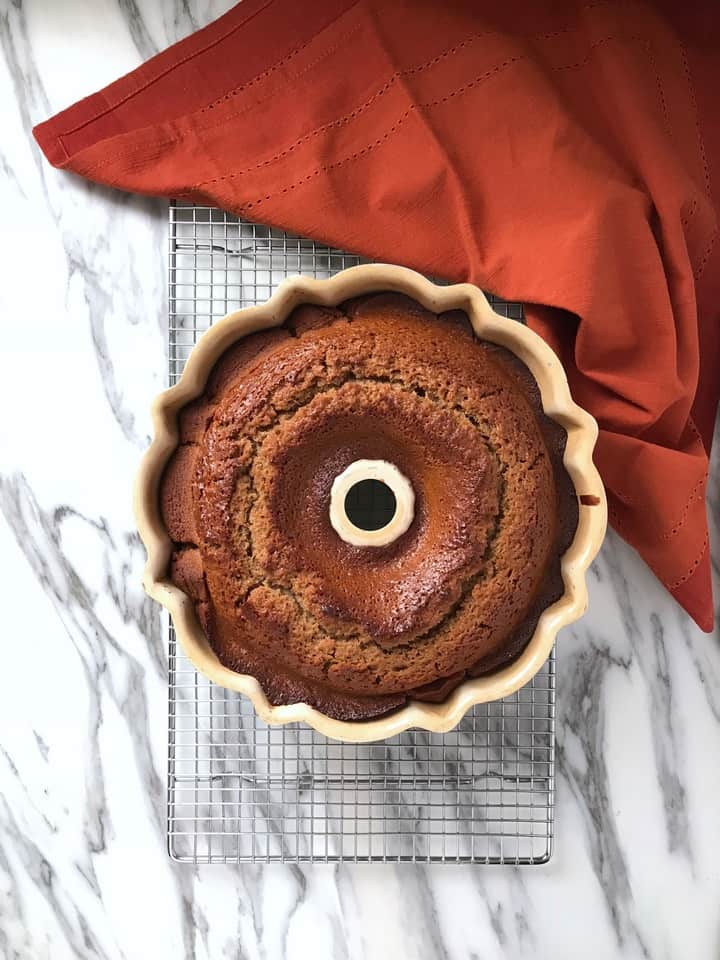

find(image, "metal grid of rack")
[167,201,555,864]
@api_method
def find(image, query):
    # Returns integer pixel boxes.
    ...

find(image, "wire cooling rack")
[167,201,555,864]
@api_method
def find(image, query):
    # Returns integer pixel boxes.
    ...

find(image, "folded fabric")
[34,0,720,629]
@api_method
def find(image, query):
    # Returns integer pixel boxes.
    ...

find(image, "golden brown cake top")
[161,294,578,720]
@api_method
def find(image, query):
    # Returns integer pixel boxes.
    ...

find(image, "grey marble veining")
[1,1,719,958]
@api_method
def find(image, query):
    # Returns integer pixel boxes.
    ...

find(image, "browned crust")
[160,294,578,721]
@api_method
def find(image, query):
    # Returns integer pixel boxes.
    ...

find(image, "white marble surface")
[1,2,720,958]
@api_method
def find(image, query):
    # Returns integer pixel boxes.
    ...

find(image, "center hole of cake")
[344,479,397,531]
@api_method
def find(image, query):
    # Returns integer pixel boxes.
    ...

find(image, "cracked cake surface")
[160,293,578,721]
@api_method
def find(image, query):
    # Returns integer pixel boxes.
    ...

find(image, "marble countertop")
[2,2,719,958]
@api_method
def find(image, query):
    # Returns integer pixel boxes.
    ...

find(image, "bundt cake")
[160,293,578,721]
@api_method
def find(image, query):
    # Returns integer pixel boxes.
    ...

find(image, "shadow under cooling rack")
[166,201,555,865]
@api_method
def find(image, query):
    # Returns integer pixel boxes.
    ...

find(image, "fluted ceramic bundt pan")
[135,265,606,742]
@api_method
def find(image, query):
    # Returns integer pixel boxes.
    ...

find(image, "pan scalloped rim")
[134,264,607,743]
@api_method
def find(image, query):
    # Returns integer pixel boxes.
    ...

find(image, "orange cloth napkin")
[34,0,720,629]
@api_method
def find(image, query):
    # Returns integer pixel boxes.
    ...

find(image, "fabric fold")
[34,0,720,629]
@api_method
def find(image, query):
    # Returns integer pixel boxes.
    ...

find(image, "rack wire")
[167,201,555,864]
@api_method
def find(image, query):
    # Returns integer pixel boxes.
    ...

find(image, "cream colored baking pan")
[135,264,606,743]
